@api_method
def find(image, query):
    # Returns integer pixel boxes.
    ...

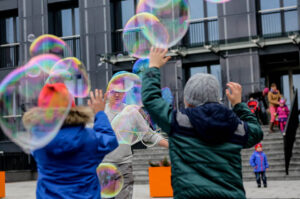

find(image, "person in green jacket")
[141,48,264,199]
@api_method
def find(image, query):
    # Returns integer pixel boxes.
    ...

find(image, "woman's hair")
[271,83,277,88]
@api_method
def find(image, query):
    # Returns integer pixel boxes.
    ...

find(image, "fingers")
[87,99,91,106]
[103,92,108,103]
[90,91,95,103]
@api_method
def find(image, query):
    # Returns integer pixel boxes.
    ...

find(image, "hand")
[226,82,242,107]
[149,47,171,68]
[88,89,107,114]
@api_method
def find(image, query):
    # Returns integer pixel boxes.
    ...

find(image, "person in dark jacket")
[23,83,119,199]
[249,143,269,188]
[141,47,264,199]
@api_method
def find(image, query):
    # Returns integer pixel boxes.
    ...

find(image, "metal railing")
[284,89,299,175]
[0,43,20,68]
[258,6,298,38]
[61,35,81,59]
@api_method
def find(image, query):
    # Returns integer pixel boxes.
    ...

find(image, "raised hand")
[149,47,171,69]
[88,89,107,114]
[226,82,242,107]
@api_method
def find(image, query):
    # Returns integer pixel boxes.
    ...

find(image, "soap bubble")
[29,34,72,57]
[27,34,36,43]
[206,0,231,3]
[47,57,91,98]
[123,13,169,58]
[136,0,190,48]
[132,58,149,79]
[97,163,124,198]
[0,64,72,153]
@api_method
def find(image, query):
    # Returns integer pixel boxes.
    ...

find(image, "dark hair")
[271,83,277,87]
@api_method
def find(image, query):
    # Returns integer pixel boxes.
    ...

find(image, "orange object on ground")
[148,167,173,197]
[0,171,5,198]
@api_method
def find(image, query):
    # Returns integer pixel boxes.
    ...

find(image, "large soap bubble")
[145,0,172,8]
[47,57,91,98]
[123,13,169,58]
[97,163,124,198]
[136,0,190,48]
[26,54,61,75]
[111,105,150,145]
[29,34,72,58]
[0,63,72,153]
[106,72,142,110]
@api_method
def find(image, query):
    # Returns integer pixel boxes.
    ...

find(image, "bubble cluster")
[0,34,90,152]
[162,87,174,105]
[97,163,124,198]
[106,72,142,110]
[29,34,71,57]
[111,105,150,145]
[123,13,169,58]
[132,58,149,79]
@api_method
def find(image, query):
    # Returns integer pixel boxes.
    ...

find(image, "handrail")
[284,89,299,175]
[258,5,297,14]
[60,35,80,40]
[0,43,20,48]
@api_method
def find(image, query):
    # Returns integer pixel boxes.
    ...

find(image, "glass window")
[190,66,208,76]
[121,0,135,28]
[61,9,73,37]
[189,0,204,19]
[207,2,218,17]
[210,65,222,97]
[284,11,298,32]
[260,0,280,10]
[261,13,282,35]
[283,0,297,7]
[74,8,80,35]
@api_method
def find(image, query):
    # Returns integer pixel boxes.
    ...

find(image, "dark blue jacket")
[250,151,269,172]
[32,110,118,199]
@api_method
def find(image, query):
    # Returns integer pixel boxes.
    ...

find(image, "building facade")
[0,0,300,172]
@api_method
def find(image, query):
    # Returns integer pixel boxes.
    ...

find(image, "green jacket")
[142,67,263,199]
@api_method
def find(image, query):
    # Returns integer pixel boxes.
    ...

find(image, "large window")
[185,0,219,47]
[258,0,298,37]
[110,0,136,53]
[48,1,80,58]
[0,10,19,68]
[187,64,222,97]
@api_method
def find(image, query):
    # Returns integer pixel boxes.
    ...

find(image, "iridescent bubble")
[106,72,142,110]
[0,64,71,153]
[205,0,230,3]
[27,34,36,43]
[145,0,172,8]
[123,13,169,58]
[132,58,149,79]
[47,57,91,98]
[26,54,61,75]
[136,0,190,48]
[97,163,124,198]
[111,105,150,145]
[29,34,72,57]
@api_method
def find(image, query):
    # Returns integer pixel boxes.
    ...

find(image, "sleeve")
[233,103,264,149]
[93,111,119,155]
[249,153,256,167]
[264,153,269,168]
[142,67,173,134]
[142,129,164,144]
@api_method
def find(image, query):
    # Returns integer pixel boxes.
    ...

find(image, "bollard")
[0,171,5,198]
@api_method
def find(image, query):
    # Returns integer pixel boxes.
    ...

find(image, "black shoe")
[264,184,267,188]
[258,185,261,188]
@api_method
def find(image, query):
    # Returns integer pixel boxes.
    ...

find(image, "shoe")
[264,184,267,188]
[258,185,261,188]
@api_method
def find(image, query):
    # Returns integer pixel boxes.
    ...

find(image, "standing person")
[24,83,119,199]
[276,99,290,135]
[102,73,168,199]
[268,83,281,132]
[249,143,269,188]
[142,48,263,199]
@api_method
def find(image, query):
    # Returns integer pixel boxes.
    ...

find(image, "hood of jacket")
[183,103,240,144]
[23,106,94,155]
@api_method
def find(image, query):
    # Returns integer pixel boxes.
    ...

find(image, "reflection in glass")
[190,66,208,76]
[284,11,298,32]
[61,9,73,37]
[121,0,135,27]
[261,13,281,35]
[283,0,297,7]
[189,0,204,19]
[260,0,280,10]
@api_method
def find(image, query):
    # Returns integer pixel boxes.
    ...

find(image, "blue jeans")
[255,171,267,186]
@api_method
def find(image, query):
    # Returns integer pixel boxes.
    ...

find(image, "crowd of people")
[26,47,291,198]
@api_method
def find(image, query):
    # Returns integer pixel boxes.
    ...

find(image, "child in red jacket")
[276,99,290,135]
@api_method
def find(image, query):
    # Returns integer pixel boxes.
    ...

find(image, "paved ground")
[3,180,300,199]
